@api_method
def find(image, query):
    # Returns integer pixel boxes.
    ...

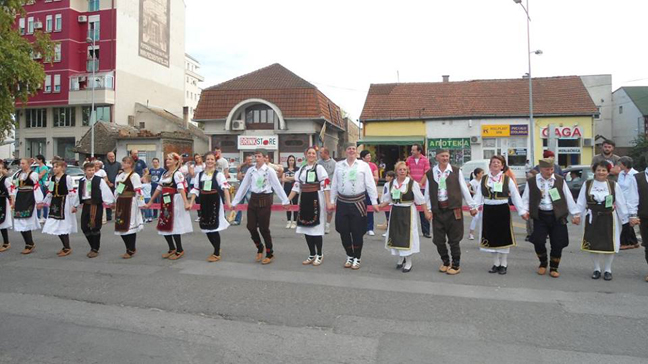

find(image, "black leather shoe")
[498,266,508,275]
[488,265,500,273]
[592,270,601,280]
[525,235,531,242]
[397,258,405,269]
[603,272,613,281]
[402,265,412,273]
[423,234,431,239]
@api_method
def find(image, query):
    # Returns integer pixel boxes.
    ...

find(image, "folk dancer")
[521,158,581,278]
[286,147,330,266]
[112,156,145,259]
[41,160,78,256]
[11,158,43,254]
[145,153,193,260]
[231,149,290,265]
[328,143,380,270]
[626,167,648,281]
[423,149,477,275]
[617,157,640,249]
[73,162,115,258]
[379,161,428,273]
[188,152,232,262]
[0,162,14,252]
[576,161,629,281]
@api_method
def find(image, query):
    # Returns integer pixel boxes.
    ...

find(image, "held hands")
[184,202,191,211]
[282,204,291,210]
[572,216,581,225]
[629,217,640,227]
[372,204,380,213]
[71,207,77,213]
[521,213,530,221]
[425,211,433,221]
[327,203,336,212]
[225,202,232,211]
[470,209,478,217]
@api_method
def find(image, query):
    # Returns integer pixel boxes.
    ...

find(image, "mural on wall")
[139,0,170,67]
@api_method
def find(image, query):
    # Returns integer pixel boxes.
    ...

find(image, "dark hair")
[412,144,423,153]
[122,156,134,165]
[602,139,616,147]
[254,149,267,156]
[285,154,296,169]
[213,145,222,151]
[470,167,484,180]
[36,154,45,163]
[360,150,371,159]
[83,162,95,170]
[385,170,396,178]
[618,156,633,169]
[592,160,611,172]
[53,160,67,168]
[489,155,507,170]
[152,157,159,162]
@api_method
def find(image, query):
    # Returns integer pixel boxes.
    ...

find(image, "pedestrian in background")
[406,144,431,238]
[282,155,298,229]
[360,150,379,236]
[141,175,153,223]
[103,151,121,221]
[34,154,49,223]
[468,167,484,240]
[148,157,165,219]
[617,156,640,250]
[317,147,336,234]
[591,139,620,181]
[626,167,648,282]
[233,154,253,226]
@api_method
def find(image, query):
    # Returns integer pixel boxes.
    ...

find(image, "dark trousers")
[531,211,569,271]
[365,193,374,231]
[640,220,648,265]
[419,190,430,235]
[432,208,463,267]
[106,186,115,220]
[81,203,104,252]
[247,194,274,257]
[621,223,639,246]
[336,201,367,259]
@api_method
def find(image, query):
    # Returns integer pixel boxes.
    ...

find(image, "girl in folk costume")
[145,153,193,260]
[282,155,299,229]
[112,156,145,259]
[72,162,115,258]
[576,161,629,281]
[41,160,78,256]
[379,161,428,273]
[473,156,527,275]
[188,152,232,262]
[467,168,484,240]
[0,162,14,252]
[11,158,44,254]
[286,147,330,266]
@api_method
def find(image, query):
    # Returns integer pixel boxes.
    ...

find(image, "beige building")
[185,54,204,123]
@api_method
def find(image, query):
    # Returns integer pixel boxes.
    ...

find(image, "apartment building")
[184,53,204,123]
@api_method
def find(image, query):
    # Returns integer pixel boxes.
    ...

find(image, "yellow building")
[357,120,426,174]
[534,116,595,166]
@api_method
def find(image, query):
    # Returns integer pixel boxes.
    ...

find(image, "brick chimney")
[442,75,450,83]
[182,106,189,129]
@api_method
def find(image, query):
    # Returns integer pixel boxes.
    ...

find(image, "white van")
[460,159,490,183]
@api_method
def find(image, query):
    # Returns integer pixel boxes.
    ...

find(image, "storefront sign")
[541,126,583,139]
[237,135,278,150]
[481,124,528,137]
[558,147,582,154]
[427,138,470,150]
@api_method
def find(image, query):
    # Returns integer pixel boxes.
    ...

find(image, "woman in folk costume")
[379,161,428,273]
[576,161,629,281]
[41,160,78,256]
[11,158,44,254]
[286,147,330,266]
[145,152,193,260]
[473,155,527,275]
[188,152,232,262]
[0,162,14,252]
[113,156,145,259]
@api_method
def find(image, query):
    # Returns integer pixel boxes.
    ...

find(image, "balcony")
[68,72,115,105]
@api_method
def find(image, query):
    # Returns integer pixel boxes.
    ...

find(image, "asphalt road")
[0,211,647,364]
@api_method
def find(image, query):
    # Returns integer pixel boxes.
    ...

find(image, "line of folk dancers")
[1,144,647,282]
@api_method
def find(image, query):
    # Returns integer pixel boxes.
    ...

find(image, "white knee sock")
[591,254,601,271]
[499,253,508,268]
[604,254,614,273]
[492,252,500,267]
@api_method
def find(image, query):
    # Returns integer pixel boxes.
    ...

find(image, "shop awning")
[356,136,425,146]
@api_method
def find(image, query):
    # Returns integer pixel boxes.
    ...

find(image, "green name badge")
[391,188,402,200]
[85,180,92,193]
[439,177,447,190]
[548,187,561,201]
[203,180,212,191]
[116,183,125,194]
[348,168,357,181]
[255,177,265,189]
[48,181,55,191]
[306,170,316,183]
[605,194,614,208]
[493,182,503,193]
[163,195,171,204]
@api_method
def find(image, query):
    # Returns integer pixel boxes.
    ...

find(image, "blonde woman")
[113,156,145,259]
[145,153,193,260]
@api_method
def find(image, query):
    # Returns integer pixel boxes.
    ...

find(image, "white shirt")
[424,165,476,209]
[381,177,426,206]
[618,168,638,198]
[291,164,330,193]
[156,171,187,192]
[473,171,527,216]
[190,170,230,197]
[94,169,107,178]
[521,173,580,216]
[232,163,289,206]
[75,175,115,206]
[329,159,378,205]
[626,171,647,217]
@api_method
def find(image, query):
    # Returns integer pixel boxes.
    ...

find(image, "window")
[19,18,25,35]
[27,17,34,34]
[53,74,61,93]
[44,75,51,93]
[82,106,111,126]
[88,17,100,41]
[89,0,100,11]
[26,109,47,128]
[46,15,53,32]
[53,107,76,127]
[86,59,99,72]
[54,14,62,32]
[619,105,623,114]
[54,43,61,62]
[245,105,278,130]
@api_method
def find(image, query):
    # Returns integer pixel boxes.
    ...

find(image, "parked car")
[461,159,490,184]
[28,164,84,189]
[227,166,239,187]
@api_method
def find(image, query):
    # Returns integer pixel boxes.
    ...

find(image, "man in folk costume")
[328,143,380,270]
[73,162,115,258]
[232,149,290,265]
[627,168,648,282]
[423,148,477,275]
[521,158,581,278]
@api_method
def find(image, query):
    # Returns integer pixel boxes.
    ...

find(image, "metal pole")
[526,0,535,166]
[90,33,96,158]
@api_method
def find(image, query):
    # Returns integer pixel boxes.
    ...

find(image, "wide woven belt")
[337,193,365,204]
[301,184,320,193]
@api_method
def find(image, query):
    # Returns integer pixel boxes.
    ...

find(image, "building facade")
[184,54,204,123]
[612,86,648,155]
[14,0,186,160]
[195,64,347,166]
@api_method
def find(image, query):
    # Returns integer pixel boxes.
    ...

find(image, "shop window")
[26,109,47,128]
[53,107,76,127]
[245,105,278,130]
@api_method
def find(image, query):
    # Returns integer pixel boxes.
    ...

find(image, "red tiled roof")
[360,76,598,121]
[195,64,344,128]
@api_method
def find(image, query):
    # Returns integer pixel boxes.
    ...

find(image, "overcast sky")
[185,0,648,121]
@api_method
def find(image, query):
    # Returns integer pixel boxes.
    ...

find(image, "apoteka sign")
[237,135,279,150]
[541,126,583,139]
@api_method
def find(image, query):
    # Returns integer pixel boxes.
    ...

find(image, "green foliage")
[0,0,55,138]
[629,134,648,171]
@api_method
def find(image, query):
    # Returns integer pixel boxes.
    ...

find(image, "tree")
[0,0,55,139]
[629,134,648,171]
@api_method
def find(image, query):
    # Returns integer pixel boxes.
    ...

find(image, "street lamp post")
[86,31,96,158]
[514,0,542,166]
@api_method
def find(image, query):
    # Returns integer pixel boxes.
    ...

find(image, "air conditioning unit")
[78,15,87,23]
[34,21,43,29]
[583,138,594,147]
[32,53,42,60]
[231,120,245,131]
[470,136,482,144]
